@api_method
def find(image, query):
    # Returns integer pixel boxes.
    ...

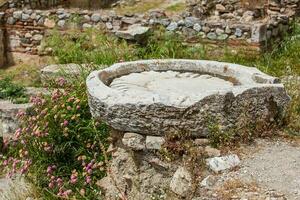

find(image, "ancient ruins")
[87,59,290,199]
[0,0,299,67]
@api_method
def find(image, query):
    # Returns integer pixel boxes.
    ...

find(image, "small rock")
[206,154,240,173]
[115,24,150,41]
[170,167,193,197]
[216,28,224,35]
[7,17,16,25]
[56,8,65,15]
[225,26,231,34]
[25,33,32,38]
[202,26,211,33]
[23,9,33,15]
[13,11,22,19]
[184,17,199,28]
[193,23,202,32]
[205,146,221,157]
[83,15,90,22]
[235,28,243,37]
[122,132,145,150]
[37,17,44,26]
[21,13,30,21]
[194,138,209,146]
[82,23,92,29]
[207,32,217,40]
[91,13,101,22]
[57,20,65,28]
[146,136,165,150]
[177,19,185,26]
[158,18,170,26]
[200,175,216,188]
[122,17,139,25]
[105,22,113,30]
[166,22,178,31]
[32,34,43,41]
[216,4,226,12]
[44,18,56,28]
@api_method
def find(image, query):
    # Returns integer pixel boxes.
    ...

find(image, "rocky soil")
[1,132,300,199]
[202,139,300,200]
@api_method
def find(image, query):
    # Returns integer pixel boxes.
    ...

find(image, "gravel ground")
[239,139,300,199]
[210,139,300,200]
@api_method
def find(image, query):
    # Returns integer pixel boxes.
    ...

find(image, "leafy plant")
[0,77,28,104]
[2,69,109,199]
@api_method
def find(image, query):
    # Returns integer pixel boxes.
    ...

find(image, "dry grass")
[114,0,165,14]
[216,179,259,200]
[0,64,42,87]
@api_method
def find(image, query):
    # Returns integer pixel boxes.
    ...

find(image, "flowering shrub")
[1,74,109,199]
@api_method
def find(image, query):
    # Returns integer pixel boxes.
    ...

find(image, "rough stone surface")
[166,22,178,31]
[200,175,216,188]
[0,100,32,136]
[87,59,290,136]
[206,154,240,173]
[103,146,175,200]
[2,1,298,56]
[170,167,193,197]
[115,24,150,41]
[122,132,145,150]
[145,136,165,150]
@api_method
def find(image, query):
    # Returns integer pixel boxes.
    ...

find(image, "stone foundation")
[98,131,241,199]
[0,0,298,64]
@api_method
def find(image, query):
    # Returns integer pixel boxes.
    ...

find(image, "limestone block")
[206,154,240,173]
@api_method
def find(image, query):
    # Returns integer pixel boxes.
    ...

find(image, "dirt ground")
[210,139,300,200]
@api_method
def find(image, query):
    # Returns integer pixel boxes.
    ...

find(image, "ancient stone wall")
[0,0,298,64]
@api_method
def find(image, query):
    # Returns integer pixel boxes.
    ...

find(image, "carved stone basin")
[87,59,290,136]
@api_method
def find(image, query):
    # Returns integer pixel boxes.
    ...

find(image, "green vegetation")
[165,2,186,13]
[44,26,300,136]
[0,77,28,104]
[1,69,109,199]
[1,19,300,200]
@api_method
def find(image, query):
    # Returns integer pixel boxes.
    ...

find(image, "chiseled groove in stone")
[87,59,290,136]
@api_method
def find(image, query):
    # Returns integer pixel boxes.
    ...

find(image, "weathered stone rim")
[87,59,283,108]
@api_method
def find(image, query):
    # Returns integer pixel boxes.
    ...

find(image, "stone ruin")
[0,0,298,66]
[4,0,118,9]
[87,59,290,199]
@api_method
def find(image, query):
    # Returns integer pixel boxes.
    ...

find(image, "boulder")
[115,24,150,41]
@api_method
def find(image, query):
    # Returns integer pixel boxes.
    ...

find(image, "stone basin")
[87,59,290,136]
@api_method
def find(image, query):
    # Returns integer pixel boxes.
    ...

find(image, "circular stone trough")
[87,59,290,137]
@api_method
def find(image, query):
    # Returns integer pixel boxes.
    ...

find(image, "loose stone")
[166,22,178,31]
[170,167,193,197]
[146,136,165,150]
[122,132,146,151]
[206,154,240,173]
